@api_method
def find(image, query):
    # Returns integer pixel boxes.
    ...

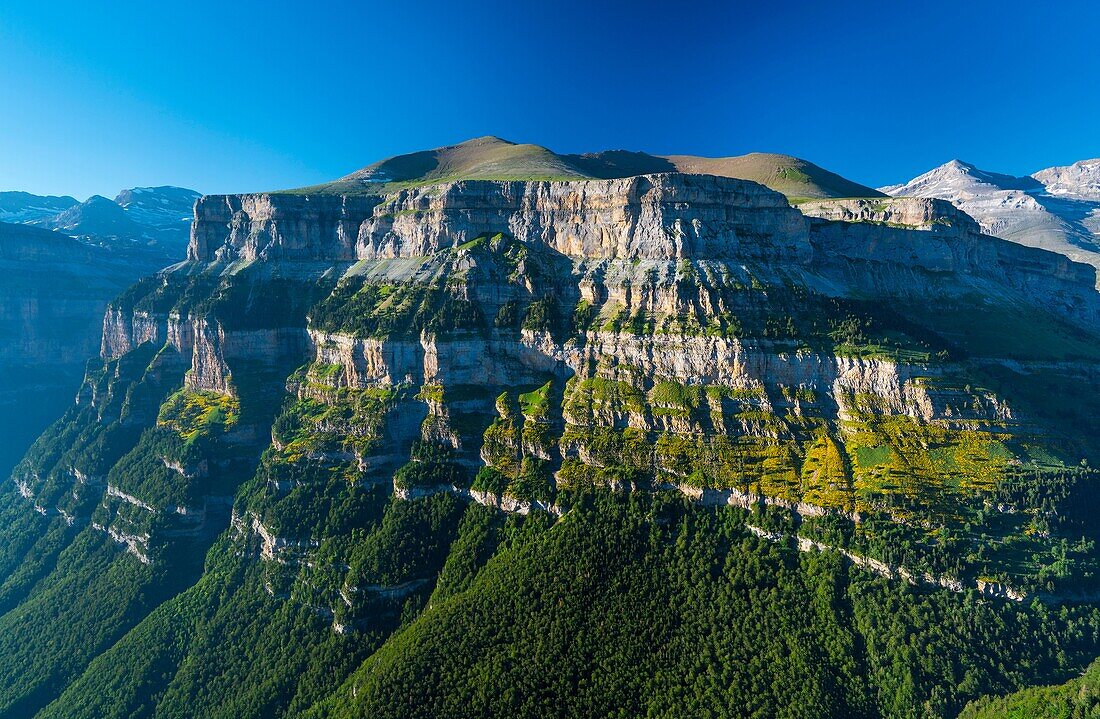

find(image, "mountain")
[37,187,200,255]
[882,159,1100,279]
[113,186,202,248]
[5,144,1100,717]
[300,136,884,199]
[336,136,590,186]
[0,221,166,484]
[661,151,886,199]
[0,191,78,223]
[44,194,145,240]
[0,186,200,254]
[1033,158,1100,199]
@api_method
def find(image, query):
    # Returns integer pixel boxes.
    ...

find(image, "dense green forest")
[19,490,1100,719]
[960,657,1100,719]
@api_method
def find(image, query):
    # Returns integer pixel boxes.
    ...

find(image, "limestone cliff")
[192,175,809,263]
[189,194,380,262]
[190,175,1100,331]
[796,196,980,233]
[15,171,1100,608]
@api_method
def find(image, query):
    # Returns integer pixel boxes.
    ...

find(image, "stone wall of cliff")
[20,170,1100,597]
[189,193,381,262]
[191,174,812,264]
[186,174,1100,334]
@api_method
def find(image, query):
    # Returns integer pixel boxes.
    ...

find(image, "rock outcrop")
[797,196,981,233]
[192,175,811,264]
[190,174,1100,333]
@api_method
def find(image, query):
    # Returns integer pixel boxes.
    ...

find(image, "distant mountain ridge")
[45,195,144,241]
[882,158,1100,278]
[0,191,78,223]
[297,136,885,200]
[0,186,200,256]
[112,186,203,245]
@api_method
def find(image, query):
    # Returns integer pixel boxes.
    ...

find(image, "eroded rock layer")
[7,170,1100,717]
[13,174,1094,596]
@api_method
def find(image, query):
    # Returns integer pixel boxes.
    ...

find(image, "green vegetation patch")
[311,278,485,340]
[518,381,552,420]
[271,386,407,467]
[157,389,240,442]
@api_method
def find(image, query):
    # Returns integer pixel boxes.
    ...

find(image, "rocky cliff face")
[189,193,380,262]
[14,171,1100,614]
[7,168,1100,717]
[806,209,1098,328]
[192,176,1100,329]
[797,196,982,233]
[356,174,810,261]
[193,175,810,263]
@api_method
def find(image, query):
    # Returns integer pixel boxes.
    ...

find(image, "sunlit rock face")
[191,174,812,263]
[12,168,1100,639]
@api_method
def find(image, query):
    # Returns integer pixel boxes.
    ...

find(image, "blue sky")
[1,0,1098,199]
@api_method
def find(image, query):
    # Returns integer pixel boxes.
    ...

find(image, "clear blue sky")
[1,0,1098,199]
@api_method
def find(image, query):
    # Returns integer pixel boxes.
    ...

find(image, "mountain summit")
[113,185,201,231]
[45,194,143,240]
[301,136,884,200]
[880,159,1042,196]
